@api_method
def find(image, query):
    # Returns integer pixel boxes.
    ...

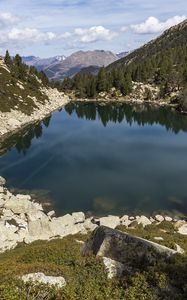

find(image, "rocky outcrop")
[81,226,178,277]
[0,87,70,140]
[0,178,96,252]
[81,226,177,258]
[0,176,186,253]
[21,273,66,289]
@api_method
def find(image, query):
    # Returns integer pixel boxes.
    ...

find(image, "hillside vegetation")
[0,51,49,115]
[58,20,187,110]
[0,223,186,300]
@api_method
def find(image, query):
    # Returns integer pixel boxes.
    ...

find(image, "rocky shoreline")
[0,176,186,253]
[0,87,70,142]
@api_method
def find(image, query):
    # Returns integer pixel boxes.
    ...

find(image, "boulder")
[25,218,52,243]
[21,273,66,289]
[27,210,48,222]
[155,215,164,222]
[49,217,86,237]
[72,212,85,223]
[137,216,152,227]
[47,210,55,218]
[103,257,125,279]
[99,216,120,229]
[83,218,98,231]
[178,224,187,235]
[165,216,173,222]
[120,218,132,227]
[4,196,42,215]
[81,226,177,267]
[154,237,164,241]
[120,215,129,222]
[0,198,5,208]
[0,221,21,252]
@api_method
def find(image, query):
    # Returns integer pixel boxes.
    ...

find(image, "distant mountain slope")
[116,52,129,59]
[22,55,66,72]
[59,19,187,110]
[108,20,187,69]
[44,50,120,80]
[76,65,100,76]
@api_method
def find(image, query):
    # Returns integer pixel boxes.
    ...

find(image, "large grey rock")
[99,216,120,229]
[72,212,85,223]
[83,218,98,231]
[81,226,177,269]
[4,196,42,215]
[25,218,52,243]
[21,273,66,288]
[49,217,86,237]
[155,215,164,222]
[103,257,125,279]
[137,216,152,227]
[27,210,48,222]
[0,221,23,252]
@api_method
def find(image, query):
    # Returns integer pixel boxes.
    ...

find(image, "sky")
[0,0,186,58]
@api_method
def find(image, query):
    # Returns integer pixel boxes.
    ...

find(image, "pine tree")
[97,67,107,92]
[4,50,12,67]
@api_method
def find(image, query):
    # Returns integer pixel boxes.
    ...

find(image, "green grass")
[116,221,187,253]
[0,224,186,299]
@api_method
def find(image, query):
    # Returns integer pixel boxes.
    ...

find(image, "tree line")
[4,50,49,87]
[52,43,187,110]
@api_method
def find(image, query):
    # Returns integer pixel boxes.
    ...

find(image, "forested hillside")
[58,20,187,110]
[0,51,49,115]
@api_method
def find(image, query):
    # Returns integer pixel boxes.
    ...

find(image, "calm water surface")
[0,102,187,216]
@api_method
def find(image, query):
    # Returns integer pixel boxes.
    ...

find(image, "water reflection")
[1,102,187,156]
[0,102,187,216]
[0,116,51,155]
[65,102,187,133]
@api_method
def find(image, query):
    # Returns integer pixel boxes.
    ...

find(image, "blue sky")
[0,0,186,57]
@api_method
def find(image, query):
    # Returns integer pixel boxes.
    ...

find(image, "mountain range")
[22,55,66,72]
[22,50,128,80]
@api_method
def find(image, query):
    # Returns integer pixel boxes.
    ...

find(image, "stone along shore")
[0,176,187,253]
[0,87,70,140]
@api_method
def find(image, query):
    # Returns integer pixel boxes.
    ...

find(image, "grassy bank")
[0,222,186,300]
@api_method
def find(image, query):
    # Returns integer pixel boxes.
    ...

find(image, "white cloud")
[131,15,186,34]
[121,26,128,32]
[0,27,58,44]
[0,12,20,26]
[73,26,118,43]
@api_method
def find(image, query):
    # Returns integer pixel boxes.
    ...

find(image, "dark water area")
[0,102,187,217]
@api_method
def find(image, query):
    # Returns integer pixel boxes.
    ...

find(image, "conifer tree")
[4,50,12,67]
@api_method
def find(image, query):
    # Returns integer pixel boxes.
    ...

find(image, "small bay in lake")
[0,102,187,216]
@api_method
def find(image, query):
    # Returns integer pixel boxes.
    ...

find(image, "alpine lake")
[0,101,187,217]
